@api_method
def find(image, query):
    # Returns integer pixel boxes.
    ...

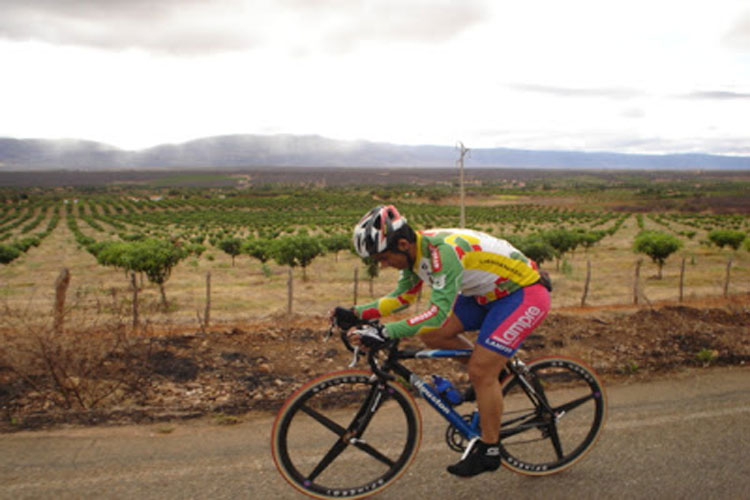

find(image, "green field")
[0,169,748,331]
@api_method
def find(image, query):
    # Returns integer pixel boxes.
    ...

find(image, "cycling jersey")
[354,229,541,338]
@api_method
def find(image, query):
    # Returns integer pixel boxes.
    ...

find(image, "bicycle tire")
[498,356,607,476]
[271,369,422,499]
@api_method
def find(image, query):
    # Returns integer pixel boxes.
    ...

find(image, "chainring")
[445,414,476,453]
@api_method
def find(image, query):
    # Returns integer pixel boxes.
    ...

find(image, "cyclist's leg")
[477,283,550,437]
[419,314,473,350]
[418,295,477,352]
[467,345,508,443]
[449,284,550,477]
[446,344,507,477]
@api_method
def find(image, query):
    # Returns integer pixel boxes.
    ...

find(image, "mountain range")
[0,134,749,170]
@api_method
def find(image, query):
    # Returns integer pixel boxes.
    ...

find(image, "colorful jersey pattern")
[354,229,541,338]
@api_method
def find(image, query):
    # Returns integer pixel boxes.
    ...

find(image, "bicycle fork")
[343,381,387,445]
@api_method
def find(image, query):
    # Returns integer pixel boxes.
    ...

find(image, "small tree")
[243,237,273,265]
[0,244,21,264]
[128,239,188,309]
[542,229,580,270]
[708,229,747,250]
[272,235,324,281]
[577,229,607,252]
[218,237,243,266]
[322,233,351,262]
[95,239,188,310]
[633,230,683,279]
[93,241,134,275]
[183,243,206,258]
[511,233,556,267]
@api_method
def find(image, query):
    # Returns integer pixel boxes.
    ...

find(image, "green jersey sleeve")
[383,242,463,338]
[353,270,424,321]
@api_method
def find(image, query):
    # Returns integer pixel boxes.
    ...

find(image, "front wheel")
[499,356,607,476]
[271,370,422,499]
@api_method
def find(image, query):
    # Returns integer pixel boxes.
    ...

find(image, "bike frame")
[394,348,479,440]
[367,345,547,444]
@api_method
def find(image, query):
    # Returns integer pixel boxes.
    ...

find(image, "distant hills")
[1,134,749,170]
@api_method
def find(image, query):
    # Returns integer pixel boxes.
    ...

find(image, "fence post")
[581,260,591,307]
[53,268,70,334]
[205,271,211,327]
[679,258,686,303]
[724,258,733,298]
[633,259,642,305]
[131,271,139,327]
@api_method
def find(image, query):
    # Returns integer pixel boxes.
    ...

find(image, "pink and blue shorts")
[453,283,550,357]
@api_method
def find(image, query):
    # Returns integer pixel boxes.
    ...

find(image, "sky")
[1,0,750,155]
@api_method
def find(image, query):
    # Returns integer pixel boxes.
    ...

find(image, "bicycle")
[271,313,607,499]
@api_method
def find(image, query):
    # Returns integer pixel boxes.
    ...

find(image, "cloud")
[0,0,488,55]
[620,107,646,119]
[723,11,750,49]
[0,0,258,54]
[508,83,642,100]
[306,0,488,50]
[682,90,750,100]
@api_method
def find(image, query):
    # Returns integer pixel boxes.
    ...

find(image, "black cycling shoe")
[447,439,500,477]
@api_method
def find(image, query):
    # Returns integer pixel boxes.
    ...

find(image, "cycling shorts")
[453,283,550,357]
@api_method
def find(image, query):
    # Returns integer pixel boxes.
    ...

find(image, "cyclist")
[336,205,551,477]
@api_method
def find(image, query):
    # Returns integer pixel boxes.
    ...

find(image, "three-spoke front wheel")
[271,370,422,500]
[499,356,607,475]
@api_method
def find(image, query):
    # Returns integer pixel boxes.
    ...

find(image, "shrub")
[708,229,746,250]
[271,234,324,280]
[0,243,21,264]
[243,237,273,264]
[218,237,243,266]
[509,233,556,266]
[633,230,683,279]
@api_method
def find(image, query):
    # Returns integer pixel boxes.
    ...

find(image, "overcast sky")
[1,0,749,155]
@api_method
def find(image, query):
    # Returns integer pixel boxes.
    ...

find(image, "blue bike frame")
[397,348,480,441]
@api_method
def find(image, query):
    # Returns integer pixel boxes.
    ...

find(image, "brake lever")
[348,346,360,368]
[324,324,334,342]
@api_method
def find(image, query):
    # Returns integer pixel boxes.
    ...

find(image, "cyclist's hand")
[349,324,388,350]
[330,306,359,331]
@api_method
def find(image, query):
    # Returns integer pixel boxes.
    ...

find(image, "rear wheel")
[499,356,607,475]
[271,370,422,499]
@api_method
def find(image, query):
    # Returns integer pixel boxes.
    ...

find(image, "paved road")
[2,366,749,499]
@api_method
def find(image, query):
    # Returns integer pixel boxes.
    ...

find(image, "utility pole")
[456,141,470,228]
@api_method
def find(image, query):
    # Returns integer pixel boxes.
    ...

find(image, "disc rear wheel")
[499,356,607,475]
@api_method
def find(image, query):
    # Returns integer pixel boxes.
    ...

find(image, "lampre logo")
[407,305,439,325]
[494,306,543,346]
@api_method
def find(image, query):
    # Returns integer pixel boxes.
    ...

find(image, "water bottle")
[431,374,463,406]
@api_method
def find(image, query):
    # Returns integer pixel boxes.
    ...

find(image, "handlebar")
[328,307,397,381]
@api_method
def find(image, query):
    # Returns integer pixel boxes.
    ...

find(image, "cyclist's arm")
[354,270,423,320]
[383,244,463,339]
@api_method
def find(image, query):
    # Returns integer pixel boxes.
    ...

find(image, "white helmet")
[352,205,407,258]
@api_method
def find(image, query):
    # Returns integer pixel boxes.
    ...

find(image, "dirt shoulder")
[1,295,748,432]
